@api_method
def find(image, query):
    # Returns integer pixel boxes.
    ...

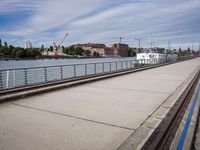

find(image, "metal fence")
[0,57,194,91]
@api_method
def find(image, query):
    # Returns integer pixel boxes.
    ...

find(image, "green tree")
[74,47,84,56]
[68,46,75,55]
[0,39,2,48]
[4,42,8,49]
[41,45,45,52]
[26,48,41,58]
[8,45,15,57]
[93,52,100,57]
[128,48,136,57]
[14,47,26,58]
[63,47,69,55]
[160,48,165,53]
[49,46,53,51]
[84,50,91,56]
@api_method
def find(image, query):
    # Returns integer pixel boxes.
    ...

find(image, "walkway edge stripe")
[176,84,200,150]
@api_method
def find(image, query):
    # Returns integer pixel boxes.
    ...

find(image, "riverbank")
[0,55,125,61]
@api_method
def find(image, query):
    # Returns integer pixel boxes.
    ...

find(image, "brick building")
[112,43,128,57]
[73,43,129,57]
[73,43,113,56]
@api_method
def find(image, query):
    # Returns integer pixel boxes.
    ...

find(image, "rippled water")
[0,57,136,70]
[0,57,136,91]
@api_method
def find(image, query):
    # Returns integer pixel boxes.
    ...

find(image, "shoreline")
[0,55,128,61]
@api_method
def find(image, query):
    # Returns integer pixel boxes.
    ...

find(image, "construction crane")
[107,37,125,44]
[135,38,141,53]
[53,33,69,55]
[119,37,124,43]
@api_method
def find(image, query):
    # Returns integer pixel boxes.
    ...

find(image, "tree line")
[0,38,198,59]
[0,39,41,59]
[0,39,101,59]
[63,46,101,57]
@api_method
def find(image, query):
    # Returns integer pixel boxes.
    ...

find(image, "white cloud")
[0,0,43,13]
[1,0,200,49]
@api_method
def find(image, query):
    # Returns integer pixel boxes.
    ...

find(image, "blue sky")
[0,0,200,50]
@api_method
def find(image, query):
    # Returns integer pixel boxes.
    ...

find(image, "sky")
[0,0,200,50]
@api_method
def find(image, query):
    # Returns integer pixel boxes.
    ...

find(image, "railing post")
[85,64,87,76]
[126,61,128,69]
[130,61,132,68]
[60,66,63,80]
[44,67,47,82]
[121,61,123,69]
[6,70,9,89]
[24,69,28,86]
[0,71,3,91]
[74,65,76,77]
[116,62,117,70]
[94,63,97,74]
[103,63,105,73]
[110,62,112,72]
[13,70,16,88]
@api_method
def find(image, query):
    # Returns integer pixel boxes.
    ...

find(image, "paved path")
[0,58,200,150]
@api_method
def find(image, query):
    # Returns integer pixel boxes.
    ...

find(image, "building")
[112,43,128,57]
[137,52,178,64]
[73,43,113,56]
[25,41,32,49]
[72,43,129,57]
[53,43,65,56]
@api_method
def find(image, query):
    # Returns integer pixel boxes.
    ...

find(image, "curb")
[117,65,200,150]
[170,82,200,150]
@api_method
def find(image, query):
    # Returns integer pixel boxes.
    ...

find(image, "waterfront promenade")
[0,58,200,150]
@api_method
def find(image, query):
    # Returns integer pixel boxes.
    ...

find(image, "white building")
[25,41,32,49]
[137,53,178,64]
[53,43,65,55]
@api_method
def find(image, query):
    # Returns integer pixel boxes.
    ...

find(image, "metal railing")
[0,56,195,92]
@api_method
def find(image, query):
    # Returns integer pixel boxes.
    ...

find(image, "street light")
[135,38,141,53]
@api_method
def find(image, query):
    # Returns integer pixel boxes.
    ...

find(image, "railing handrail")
[0,56,197,92]
[0,59,136,71]
[0,56,195,71]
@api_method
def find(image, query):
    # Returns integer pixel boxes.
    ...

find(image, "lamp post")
[135,38,141,53]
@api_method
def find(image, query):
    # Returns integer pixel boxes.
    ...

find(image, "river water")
[0,57,136,70]
[0,57,136,90]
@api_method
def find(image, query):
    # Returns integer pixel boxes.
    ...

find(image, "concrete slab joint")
[0,58,200,150]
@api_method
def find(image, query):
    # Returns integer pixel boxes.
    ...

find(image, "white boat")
[136,52,178,64]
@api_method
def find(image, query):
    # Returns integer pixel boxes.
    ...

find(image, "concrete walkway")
[0,58,200,150]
